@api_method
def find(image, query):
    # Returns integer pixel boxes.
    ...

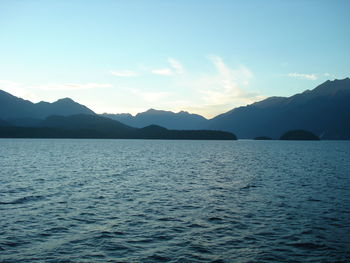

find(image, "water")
[0,139,350,263]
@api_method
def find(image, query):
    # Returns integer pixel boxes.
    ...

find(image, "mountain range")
[0,78,349,139]
[0,114,235,140]
[104,78,350,139]
[0,92,234,140]
[207,78,350,139]
[0,89,94,124]
[102,109,207,130]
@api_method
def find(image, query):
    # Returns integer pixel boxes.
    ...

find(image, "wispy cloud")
[0,56,265,118]
[194,56,264,110]
[151,68,173,76]
[139,55,265,118]
[168,58,184,74]
[110,70,138,77]
[287,72,317,80]
[150,58,184,76]
[34,82,113,91]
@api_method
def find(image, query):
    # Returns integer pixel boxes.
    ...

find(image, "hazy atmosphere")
[1,0,349,117]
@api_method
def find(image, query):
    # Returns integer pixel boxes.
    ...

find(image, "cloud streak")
[150,58,185,76]
[151,68,173,76]
[195,56,264,111]
[288,72,317,80]
[1,56,265,118]
[168,58,184,74]
[134,55,264,117]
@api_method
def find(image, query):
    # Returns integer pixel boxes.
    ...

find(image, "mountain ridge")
[206,78,350,139]
[0,114,236,140]
[102,108,207,130]
[1,78,349,139]
[0,90,95,120]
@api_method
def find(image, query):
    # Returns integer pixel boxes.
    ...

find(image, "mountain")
[0,90,95,121]
[0,114,236,140]
[136,124,236,140]
[102,109,207,129]
[2,78,350,139]
[35,98,95,118]
[5,117,42,127]
[102,113,134,125]
[207,78,350,139]
[40,114,135,138]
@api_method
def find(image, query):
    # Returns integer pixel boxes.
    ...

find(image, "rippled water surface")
[1,139,350,263]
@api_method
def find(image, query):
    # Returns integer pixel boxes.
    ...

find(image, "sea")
[0,139,349,263]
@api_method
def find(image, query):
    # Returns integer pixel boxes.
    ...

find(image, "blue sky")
[0,0,349,118]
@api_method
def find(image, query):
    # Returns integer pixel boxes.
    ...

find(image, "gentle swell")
[0,195,45,205]
[1,139,350,263]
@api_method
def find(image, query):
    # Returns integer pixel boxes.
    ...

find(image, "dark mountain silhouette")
[0,114,236,140]
[136,124,236,140]
[102,109,207,129]
[280,130,320,140]
[41,114,132,131]
[0,90,95,121]
[36,98,95,117]
[6,117,42,127]
[40,114,136,138]
[102,113,134,125]
[1,78,350,140]
[207,78,350,139]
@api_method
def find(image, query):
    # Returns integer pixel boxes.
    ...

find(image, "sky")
[0,0,349,118]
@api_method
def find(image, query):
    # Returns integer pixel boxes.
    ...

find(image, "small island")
[280,130,320,140]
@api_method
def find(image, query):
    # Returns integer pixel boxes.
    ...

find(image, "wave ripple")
[1,139,350,262]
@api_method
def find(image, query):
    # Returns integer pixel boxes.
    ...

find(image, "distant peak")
[146,108,157,112]
[145,108,169,113]
[102,112,132,117]
[36,100,49,105]
[335,77,350,81]
[142,108,172,115]
[56,97,75,103]
[325,77,350,83]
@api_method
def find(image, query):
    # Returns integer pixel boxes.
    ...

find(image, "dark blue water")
[1,139,350,263]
